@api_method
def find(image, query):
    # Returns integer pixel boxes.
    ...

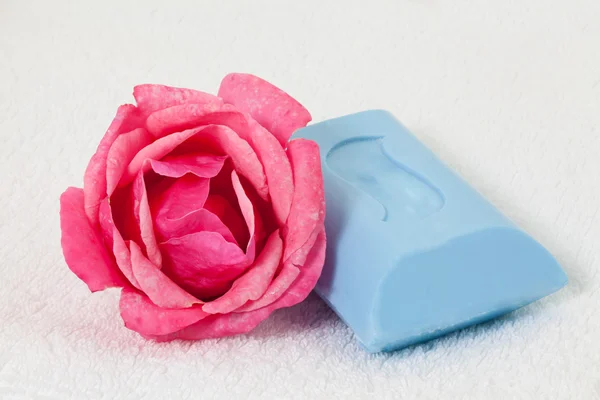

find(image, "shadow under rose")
[244,292,344,340]
[66,285,564,370]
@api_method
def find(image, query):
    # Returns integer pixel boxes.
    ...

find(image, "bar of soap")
[292,110,568,353]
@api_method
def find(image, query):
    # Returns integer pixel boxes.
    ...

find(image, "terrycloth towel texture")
[1,1,599,399]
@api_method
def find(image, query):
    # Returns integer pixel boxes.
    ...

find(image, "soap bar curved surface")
[292,110,568,353]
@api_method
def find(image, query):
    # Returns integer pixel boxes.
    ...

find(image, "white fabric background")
[1,1,599,399]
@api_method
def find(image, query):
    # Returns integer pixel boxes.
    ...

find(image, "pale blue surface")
[293,110,568,353]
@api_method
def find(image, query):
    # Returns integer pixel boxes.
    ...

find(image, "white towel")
[1,1,599,398]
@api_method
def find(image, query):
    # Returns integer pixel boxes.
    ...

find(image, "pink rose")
[60,73,326,341]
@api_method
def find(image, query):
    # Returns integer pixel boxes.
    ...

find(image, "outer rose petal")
[146,103,224,138]
[119,288,208,336]
[218,73,312,146]
[146,104,246,138]
[202,230,283,314]
[235,263,300,312]
[129,241,201,308]
[283,139,326,264]
[60,187,128,291]
[242,116,294,225]
[238,227,326,312]
[106,128,153,196]
[133,84,223,114]
[84,104,142,225]
[269,228,326,309]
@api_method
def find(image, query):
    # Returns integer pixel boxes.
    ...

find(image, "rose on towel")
[59,73,326,340]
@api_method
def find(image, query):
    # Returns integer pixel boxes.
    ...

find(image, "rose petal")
[148,153,226,179]
[161,232,247,277]
[204,194,248,247]
[146,103,225,138]
[283,139,326,264]
[154,208,237,245]
[253,201,266,250]
[218,73,312,146]
[60,187,128,291]
[133,84,223,114]
[119,288,208,336]
[146,104,245,138]
[202,230,283,314]
[160,231,250,299]
[84,104,142,225]
[133,170,162,267]
[106,128,153,196]
[235,263,300,312]
[231,170,255,254]
[98,199,140,289]
[236,175,272,248]
[153,175,210,221]
[270,228,326,308]
[129,241,201,308]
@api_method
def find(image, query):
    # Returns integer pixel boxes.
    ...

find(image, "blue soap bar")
[292,110,568,353]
